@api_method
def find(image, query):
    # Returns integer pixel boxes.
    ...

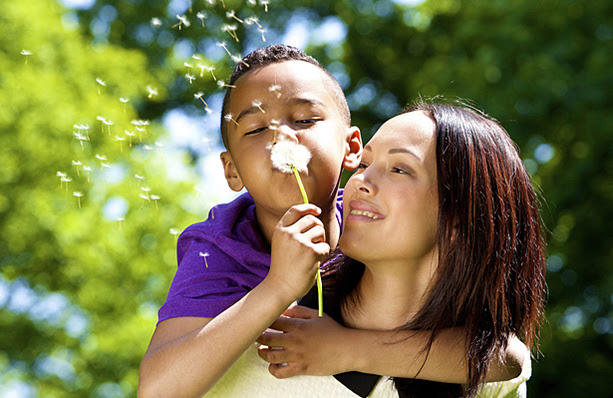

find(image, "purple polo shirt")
[158,190,344,323]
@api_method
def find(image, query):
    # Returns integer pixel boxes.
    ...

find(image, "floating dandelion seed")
[83,166,92,182]
[173,14,191,30]
[221,0,226,9]
[194,92,209,107]
[73,132,87,151]
[206,0,215,5]
[120,97,130,113]
[95,154,107,161]
[139,193,150,209]
[269,119,281,143]
[222,24,239,42]
[96,115,107,133]
[61,176,72,192]
[135,174,145,187]
[143,145,153,151]
[115,136,126,152]
[141,186,151,193]
[224,113,239,126]
[197,63,206,77]
[73,191,83,208]
[72,160,82,176]
[125,130,136,147]
[252,99,265,113]
[150,194,160,210]
[258,27,267,42]
[155,141,165,158]
[261,0,269,12]
[269,139,323,316]
[169,228,180,242]
[192,54,202,61]
[103,119,114,136]
[217,80,236,89]
[269,84,282,98]
[216,41,232,56]
[195,187,203,198]
[245,16,263,28]
[226,10,243,23]
[204,107,213,114]
[199,251,210,267]
[117,217,124,232]
[21,49,32,63]
[135,126,145,142]
[231,54,249,67]
[147,86,158,98]
[56,171,67,188]
[184,62,194,71]
[196,11,207,27]
[248,0,257,5]
[95,78,106,95]
[151,17,162,27]
[185,73,196,84]
[101,162,110,172]
[204,65,217,80]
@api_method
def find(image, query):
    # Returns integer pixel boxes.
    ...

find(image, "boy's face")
[220,60,360,217]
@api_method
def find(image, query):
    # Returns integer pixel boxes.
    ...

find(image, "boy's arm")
[138,205,330,398]
[257,305,525,384]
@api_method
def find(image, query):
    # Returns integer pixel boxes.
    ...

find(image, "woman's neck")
[343,256,437,331]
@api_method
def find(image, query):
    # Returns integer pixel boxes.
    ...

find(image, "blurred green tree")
[2,0,612,396]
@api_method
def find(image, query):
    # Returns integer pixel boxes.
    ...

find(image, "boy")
[138,45,363,398]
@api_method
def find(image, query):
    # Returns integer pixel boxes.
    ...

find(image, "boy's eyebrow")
[236,106,261,124]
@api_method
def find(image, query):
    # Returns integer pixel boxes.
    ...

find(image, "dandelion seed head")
[73,132,87,141]
[141,186,151,192]
[199,251,210,258]
[204,107,213,114]
[95,154,107,161]
[150,194,160,200]
[120,97,130,103]
[72,160,82,166]
[125,130,136,137]
[252,99,262,107]
[223,113,233,122]
[216,41,227,47]
[103,119,114,126]
[270,139,312,174]
[135,174,145,180]
[196,12,207,20]
[184,62,194,68]
[61,176,72,183]
[96,115,107,122]
[205,66,215,72]
[139,193,150,201]
[231,55,242,63]
[101,163,111,169]
[56,171,67,178]
[83,166,92,172]
[194,92,205,99]
[96,78,106,86]
[73,192,83,198]
[21,49,32,56]
[269,84,281,92]
[217,80,226,88]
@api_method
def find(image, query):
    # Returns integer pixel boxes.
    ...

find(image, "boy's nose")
[274,125,299,143]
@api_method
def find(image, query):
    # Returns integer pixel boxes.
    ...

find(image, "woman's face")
[340,111,439,267]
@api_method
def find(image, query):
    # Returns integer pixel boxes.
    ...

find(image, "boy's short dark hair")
[220,44,350,149]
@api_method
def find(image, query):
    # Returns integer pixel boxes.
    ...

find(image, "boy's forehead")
[231,61,334,103]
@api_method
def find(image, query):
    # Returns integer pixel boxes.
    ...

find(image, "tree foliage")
[1,0,612,396]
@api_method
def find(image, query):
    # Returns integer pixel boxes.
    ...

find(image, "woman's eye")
[392,167,410,175]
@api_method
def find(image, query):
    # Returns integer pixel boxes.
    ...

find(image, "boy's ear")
[220,151,244,192]
[342,126,363,171]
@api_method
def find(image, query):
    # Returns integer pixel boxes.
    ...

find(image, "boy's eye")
[357,163,369,169]
[245,127,267,135]
[296,118,318,125]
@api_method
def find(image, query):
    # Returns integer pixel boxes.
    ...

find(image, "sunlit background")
[1,0,612,396]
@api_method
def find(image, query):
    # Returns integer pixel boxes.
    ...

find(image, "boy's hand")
[265,204,330,303]
[256,305,351,378]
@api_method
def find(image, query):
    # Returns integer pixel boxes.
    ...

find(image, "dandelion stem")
[291,166,322,316]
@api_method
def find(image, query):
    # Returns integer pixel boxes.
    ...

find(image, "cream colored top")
[206,341,531,397]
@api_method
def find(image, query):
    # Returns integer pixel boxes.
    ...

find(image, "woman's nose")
[354,172,377,195]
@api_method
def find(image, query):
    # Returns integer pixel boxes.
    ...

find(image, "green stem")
[292,166,323,317]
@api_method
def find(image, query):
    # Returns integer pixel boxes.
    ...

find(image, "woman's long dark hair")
[323,100,547,397]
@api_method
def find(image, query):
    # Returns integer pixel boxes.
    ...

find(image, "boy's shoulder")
[183,192,255,237]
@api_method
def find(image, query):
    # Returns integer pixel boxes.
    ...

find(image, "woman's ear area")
[342,126,363,171]
[220,151,245,192]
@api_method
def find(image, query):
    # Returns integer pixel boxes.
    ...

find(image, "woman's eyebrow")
[388,148,422,161]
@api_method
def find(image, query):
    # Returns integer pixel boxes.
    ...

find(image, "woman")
[258,100,547,397]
